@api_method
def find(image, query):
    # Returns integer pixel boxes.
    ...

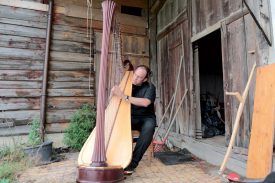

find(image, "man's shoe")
[124,163,136,175]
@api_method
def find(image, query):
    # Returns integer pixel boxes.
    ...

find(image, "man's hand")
[111,85,125,99]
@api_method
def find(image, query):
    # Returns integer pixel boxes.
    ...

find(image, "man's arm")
[111,85,151,107]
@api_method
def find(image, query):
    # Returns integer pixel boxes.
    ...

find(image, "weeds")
[64,104,96,151]
[0,142,31,182]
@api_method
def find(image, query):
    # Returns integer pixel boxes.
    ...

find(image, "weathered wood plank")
[221,21,232,145]
[46,109,76,123]
[0,47,44,60]
[50,61,92,71]
[50,51,89,62]
[95,32,149,55]
[51,40,90,54]
[54,0,86,7]
[243,14,257,147]
[52,13,146,35]
[226,18,250,147]
[47,97,94,110]
[0,70,42,81]
[52,24,87,35]
[0,35,45,50]
[47,89,94,97]
[0,24,46,38]
[0,81,42,89]
[46,122,69,133]
[229,0,242,15]
[0,59,43,70]
[52,30,90,43]
[92,20,146,35]
[0,17,47,29]
[94,53,148,72]
[0,0,48,11]
[53,13,87,28]
[0,110,40,126]
[191,0,244,34]
[244,0,272,45]
[49,71,94,82]
[0,125,29,137]
[0,98,40,110]
[0,89,41,97]
[82,0,147,9]
[55,0,147,9]
[55,5,147,28]
[48,81,93,89]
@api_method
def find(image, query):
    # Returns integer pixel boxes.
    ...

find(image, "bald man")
[112,65,156,175]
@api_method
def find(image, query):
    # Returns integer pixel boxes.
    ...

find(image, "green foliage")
[0,142,30,182]
[0,179,10,183]
[0,145,12,159]
[27,117,42,147]
[64,104,96,151]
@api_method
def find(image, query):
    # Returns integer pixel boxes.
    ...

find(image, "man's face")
[132,67,147,86]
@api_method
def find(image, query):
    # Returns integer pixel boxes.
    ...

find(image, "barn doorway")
[194,29,225,141]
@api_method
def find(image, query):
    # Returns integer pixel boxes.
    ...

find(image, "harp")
[77,1,133,182]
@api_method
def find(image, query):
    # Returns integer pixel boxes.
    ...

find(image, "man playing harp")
[112,64,156,175]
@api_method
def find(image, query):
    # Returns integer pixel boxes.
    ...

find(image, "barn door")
[243,0,272,45]
[220,15,259,147]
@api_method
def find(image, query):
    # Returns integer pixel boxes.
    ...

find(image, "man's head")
[132,65,151,86]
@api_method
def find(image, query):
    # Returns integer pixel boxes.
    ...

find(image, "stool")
[131,130,154,162]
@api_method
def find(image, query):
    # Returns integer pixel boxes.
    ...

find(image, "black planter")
[24,141,53,164]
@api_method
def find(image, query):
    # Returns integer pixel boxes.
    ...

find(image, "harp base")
[76,165,124,183]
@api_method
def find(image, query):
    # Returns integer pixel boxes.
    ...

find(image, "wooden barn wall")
[48,0,95,133]
[221,14,269,148]
[191,0,243,35]
[153,0,270,148]
[0,0,94,136]
[0,3,47,134]
[92,0,149,97]
[191,0,270,147]
[0,0,148,137]
[156,0,193,136]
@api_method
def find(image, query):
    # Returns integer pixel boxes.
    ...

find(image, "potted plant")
[24,117,53,164]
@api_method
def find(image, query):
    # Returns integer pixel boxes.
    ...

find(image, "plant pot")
[24,141,53,164]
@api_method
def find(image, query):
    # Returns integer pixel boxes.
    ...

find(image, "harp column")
[76,1,124,182]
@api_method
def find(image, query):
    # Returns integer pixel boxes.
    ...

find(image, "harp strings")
[105,13,125,149]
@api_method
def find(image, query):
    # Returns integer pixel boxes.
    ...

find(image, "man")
[111,65,156,175]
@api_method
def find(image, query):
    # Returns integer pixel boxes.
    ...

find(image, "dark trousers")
[131,116,156,168]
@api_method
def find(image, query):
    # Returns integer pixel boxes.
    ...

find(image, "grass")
[0,143,32,183]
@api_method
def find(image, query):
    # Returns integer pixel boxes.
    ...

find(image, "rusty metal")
[40,0,53,142]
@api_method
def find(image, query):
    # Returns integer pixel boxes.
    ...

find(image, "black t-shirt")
[131,82,156,118]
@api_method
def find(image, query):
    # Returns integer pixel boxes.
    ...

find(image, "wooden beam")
[150,0,166,14]
[157,10,187,40]
[0,0,48,11]
[54,5,147,28]
[191,8,249,43]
